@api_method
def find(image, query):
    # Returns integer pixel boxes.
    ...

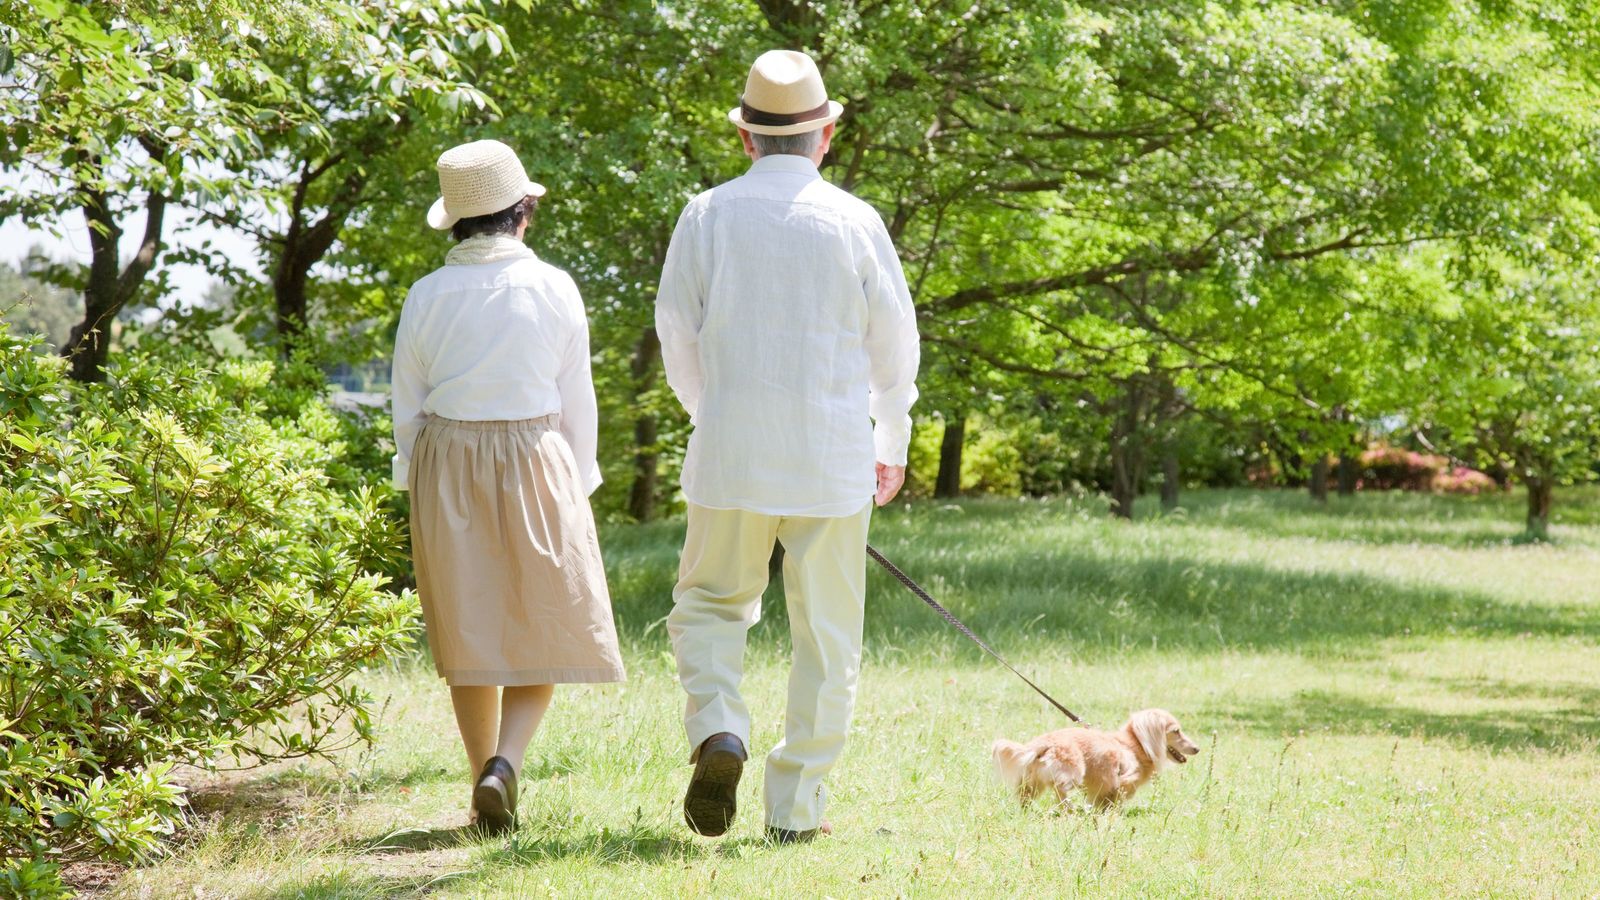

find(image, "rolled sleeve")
[862,217,921,466]
[556,280,603,496]
[390,300,428,491]
[656,205,707,420]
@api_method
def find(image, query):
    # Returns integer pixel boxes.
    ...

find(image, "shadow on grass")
[1217,683,1600,753]
[182,766,357,830]
[1150,487,1600,545]
[349,823,483,854]
[850,551,1600,662]
[843,530,1600,659]
[342,817,713,868]
[255,824,762,899]
[1424,674,1600,707]
[1185,516,1533,551]
[227,743,590,802]
[1147,489,1535,549]
[254,867,474,899]
[483,820,705,867]
[601,498,1600,660]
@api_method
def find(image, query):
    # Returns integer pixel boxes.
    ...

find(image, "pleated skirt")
[409,415,625,685]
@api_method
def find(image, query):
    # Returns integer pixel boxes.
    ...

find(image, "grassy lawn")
[103,488,1600,898]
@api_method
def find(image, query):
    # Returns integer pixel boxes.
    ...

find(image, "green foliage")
[0,0,500,208]
[186,0,508,351]
[0,324,417,888]
[902,418,1025,500]
[0,0,508,381]
[422,0,1592,522]
[908,405,1260,502]
[11,0,1591,522]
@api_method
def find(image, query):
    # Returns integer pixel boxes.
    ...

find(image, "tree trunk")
[1159,448,1180,511]
[1110,441,1137,518]
[1333,406,1358,496]
[935,414,965,499]
[1108,384,1146,519]
[1526,476,1554,539]
[274,247,312,344]
[1309,457,1330,502]
[1336,452,1357,495]
[273,154,375,351]
[1156,375,1182,511]
[626,327,661,521]
[1488,462,1512,489]
[63,171,167,382]
[65,188,122,383]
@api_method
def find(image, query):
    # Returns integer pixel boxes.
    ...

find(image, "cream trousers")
[667,501,872,832]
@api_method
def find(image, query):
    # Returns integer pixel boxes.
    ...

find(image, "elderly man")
[655,49,920,843]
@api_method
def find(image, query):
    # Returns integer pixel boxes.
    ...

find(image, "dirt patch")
[61,861,126,898]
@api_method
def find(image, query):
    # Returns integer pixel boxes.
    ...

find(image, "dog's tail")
[990,738,1038,788]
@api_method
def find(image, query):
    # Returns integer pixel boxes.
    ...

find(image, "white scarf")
[445,233,536,266]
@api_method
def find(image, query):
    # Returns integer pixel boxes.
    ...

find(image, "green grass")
[103,488,1600,898]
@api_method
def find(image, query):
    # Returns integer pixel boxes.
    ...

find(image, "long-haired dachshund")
[992,709,1199,809]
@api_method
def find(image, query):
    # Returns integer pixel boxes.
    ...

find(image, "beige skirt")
[409,415,625,686]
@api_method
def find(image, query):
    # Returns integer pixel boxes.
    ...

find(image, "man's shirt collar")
[747,154,821,179]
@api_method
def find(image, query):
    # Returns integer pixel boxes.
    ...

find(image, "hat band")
[740,98,832,127]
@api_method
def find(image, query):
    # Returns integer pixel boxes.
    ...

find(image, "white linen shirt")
[390,245,601,495]
[655,154,920,517]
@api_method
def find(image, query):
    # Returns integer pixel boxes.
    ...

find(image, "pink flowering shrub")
[1358,445,1446,491]
[1431,466,1498,495]
[1355,444,1498,494]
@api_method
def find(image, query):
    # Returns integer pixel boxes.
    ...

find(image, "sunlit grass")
[105,488,1600,898]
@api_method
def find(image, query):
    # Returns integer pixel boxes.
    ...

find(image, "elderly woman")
[391,139,625,833]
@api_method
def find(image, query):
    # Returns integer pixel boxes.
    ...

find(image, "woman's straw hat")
[727,50,844,137]
[427,140,547,231]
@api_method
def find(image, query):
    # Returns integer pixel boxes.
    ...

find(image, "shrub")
[903,413,1024,498]
[1354,443,1498,494]
[1432,466,1498,495]
[1358,444,1446,491]
[0,326,417,895]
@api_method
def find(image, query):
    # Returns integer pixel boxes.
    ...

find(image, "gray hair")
[750,127,824,159]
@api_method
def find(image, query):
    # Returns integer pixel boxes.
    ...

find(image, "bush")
[0,326,417,895]
[1432,466,1498,495]
[1358,444,1446,491]
[1355,443,1498,494]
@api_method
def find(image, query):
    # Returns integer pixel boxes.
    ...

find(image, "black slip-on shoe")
[472,756,518,835]
[684,732,746,837]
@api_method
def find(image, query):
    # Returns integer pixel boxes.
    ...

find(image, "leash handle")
[866,543,1089,727]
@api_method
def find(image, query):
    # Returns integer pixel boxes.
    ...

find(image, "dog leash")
[865,543,1090,727]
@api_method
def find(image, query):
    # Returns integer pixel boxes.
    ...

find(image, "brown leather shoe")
[766,820,833,845]
[684,733,746,836]
[472,756,518,835]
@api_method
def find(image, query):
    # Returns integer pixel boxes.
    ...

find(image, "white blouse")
[656,154,921,517]
[391,238,601,495]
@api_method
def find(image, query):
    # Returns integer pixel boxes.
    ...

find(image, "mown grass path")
[106,489,1600,897]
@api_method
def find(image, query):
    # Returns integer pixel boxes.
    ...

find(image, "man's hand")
[874,463,906,507]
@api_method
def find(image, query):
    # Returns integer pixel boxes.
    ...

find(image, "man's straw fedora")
[427,139,547,231]
[727,50,844,137]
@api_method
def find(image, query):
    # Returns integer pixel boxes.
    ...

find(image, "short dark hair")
[451,194,539,241]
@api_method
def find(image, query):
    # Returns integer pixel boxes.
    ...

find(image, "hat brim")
[728,100,843,136]
[428,179,548,231]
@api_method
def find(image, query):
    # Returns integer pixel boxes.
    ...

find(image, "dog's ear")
[1128,709,1169,766]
